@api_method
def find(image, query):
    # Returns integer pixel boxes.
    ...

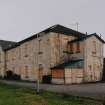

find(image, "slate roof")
[18,24,86,44]
[68,33,105,44]
[87,33,105,43]
[3,25,105,51]
[0,40,17,50]
[5,24,86,51]
[51,59,84,70]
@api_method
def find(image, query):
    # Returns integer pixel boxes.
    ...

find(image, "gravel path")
[0,80,105,100]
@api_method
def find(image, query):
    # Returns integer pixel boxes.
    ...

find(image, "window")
[6,53,9,62]
[70,43,73,53]
[39,64,43,70]
[19,48,21,59]
[97,65,100,70]
[47,39,50,45]
[24,44,28,57]
[88,65,92,70]
[76,42,80,53]
[24,66,29,78]
[38,64,43,81]
[12,51,15,61]
[92,41,96,54]
[38,39,43,54]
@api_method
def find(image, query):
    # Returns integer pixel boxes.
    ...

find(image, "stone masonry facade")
[0,24,104,84]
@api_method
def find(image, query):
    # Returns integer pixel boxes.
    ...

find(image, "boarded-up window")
[52,70,64,78]
[19,48,21,59]
[97,65,100,69]
[24,66,29,78]
[76,42,80,52]
[38,64,43,81]
[12,50,15,61]
[24,44,28,57]
[70,43,73,52]
[38,39,43,54]
[6,53,9,62]
[39,64,43,70]
[89,65,92,70]
[92,41,96,54]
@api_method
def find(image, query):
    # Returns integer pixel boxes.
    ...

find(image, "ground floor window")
[24,66,29,78]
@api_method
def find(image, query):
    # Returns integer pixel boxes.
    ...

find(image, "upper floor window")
[76,42,80,53]
[88,65,92,71]
[19,48,21,59]
[70,43,73,53]
[24,44,28,57]
[39,64,43,70]
[6,53,9,62]
[92,41,96,54]
[12,51,15,61]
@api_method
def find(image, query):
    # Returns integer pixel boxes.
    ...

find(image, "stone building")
[0,24,104,84]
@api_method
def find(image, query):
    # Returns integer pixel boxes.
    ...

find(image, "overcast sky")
[0,0,105,42]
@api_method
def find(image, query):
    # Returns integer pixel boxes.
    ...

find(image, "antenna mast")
[70,22,79,31]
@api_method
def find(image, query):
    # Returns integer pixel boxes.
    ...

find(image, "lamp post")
[36,71,40,93]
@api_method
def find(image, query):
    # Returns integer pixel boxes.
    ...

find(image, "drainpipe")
[83,33,87,82]
[64,68,66,84]
[4,51,7,78]
[36,34,40,94]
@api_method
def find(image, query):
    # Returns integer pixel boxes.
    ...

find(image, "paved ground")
[0,80,105,100]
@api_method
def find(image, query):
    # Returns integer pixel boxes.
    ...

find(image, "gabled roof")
[47,24,86,37]
[68,33,105,44]
[0,40,17,50]
[19,24,86,44]
[5,24,86,51]
[87,33,105,43]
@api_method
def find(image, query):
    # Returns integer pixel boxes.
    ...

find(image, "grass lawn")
[0,83,102,105]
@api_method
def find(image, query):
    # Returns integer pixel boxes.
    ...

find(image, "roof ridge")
[5,24,87,51]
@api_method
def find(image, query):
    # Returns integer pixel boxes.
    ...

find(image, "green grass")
[0,84,102,105]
